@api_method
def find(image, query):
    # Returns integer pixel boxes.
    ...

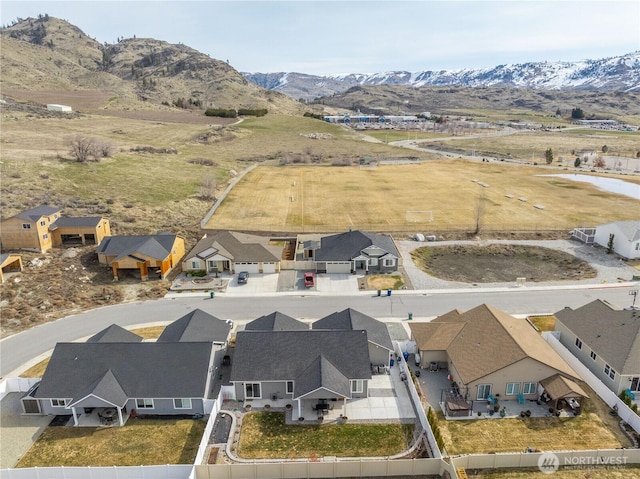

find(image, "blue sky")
[2,1,639,75]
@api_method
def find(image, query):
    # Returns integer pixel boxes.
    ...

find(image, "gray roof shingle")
[245,312,308,331]
[14,205,59,222]
[51,217,104,228]
[157,309,231,343]
[315,230,399,262]
[555,300,640,374]
[230,330,371,392]
[294,355,350,398]
[33,342,213,402]
[96,234,177,261]
[185,231,280,263]
[313,308,393,350]
[87,324,143,343]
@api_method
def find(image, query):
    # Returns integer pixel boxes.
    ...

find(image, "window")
[522,382,537,395]
[506,383,520,395]
[604,364,616,380]
[174,398,192,409]
[136,398,154,409]
[208,260,216,269]
[286,381,294,394]
[43,234,48,240]
[383,258,395,267]
[40,220,46,226]
[369,258,378,266]
[245,383,261,399]
[191,261,199,269]
[22,223,31,229]
[590,351,597,361]
[351,380,364,394]
[50,399,67,407]
[575,337,583,350]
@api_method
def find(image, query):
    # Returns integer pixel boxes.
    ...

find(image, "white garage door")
[326,262,351,274]
[262,263,277,274]
[235,262,260,274]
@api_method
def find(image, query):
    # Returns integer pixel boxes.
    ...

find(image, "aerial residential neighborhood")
[1,6,640,479]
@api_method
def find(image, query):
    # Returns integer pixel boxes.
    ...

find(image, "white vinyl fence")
[542,332,640,433]
[0,378,40,402]
[0,465,192,479]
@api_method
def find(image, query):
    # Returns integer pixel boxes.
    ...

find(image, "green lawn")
[17,418,205,467]
[238,412,414,459]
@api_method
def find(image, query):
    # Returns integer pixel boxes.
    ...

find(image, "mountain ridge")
[244,52,640,101]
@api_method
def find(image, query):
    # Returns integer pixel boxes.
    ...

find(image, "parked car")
[304,272,315,287]
[237,271,249,284]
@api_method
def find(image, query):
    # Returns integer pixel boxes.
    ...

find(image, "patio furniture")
[487,394,496,405]
[517,393,526,404]
[626,389,636,400]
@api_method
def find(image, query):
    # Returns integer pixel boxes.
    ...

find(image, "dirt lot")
[0,245,170,337]
[410,244,597,283]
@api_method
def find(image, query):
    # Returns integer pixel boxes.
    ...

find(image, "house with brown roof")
[0,205,110,253]
[182,231,281,275]
[409,304,583,405]
[555,300,640,397]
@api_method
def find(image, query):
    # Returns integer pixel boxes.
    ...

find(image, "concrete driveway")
[0,393,51,468]
[315,273,359,294]
[224,273,279,295]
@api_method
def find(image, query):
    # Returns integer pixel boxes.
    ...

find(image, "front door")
[477,384,492,400]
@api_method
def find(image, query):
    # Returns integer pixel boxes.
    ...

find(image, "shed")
[0,253,23,283]
[47,104,72,113]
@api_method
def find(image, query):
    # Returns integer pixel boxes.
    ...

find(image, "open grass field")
[237,412,414,459]
[206,162,640,233]
[16,418,205,467]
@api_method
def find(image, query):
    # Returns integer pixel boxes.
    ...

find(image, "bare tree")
[67,135,98,163]
[96,141,114,158]
[198,175,217,200]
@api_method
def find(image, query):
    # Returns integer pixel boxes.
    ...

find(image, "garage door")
[235,262,260,273]
[262,263,277,274]
[325,262,351,274]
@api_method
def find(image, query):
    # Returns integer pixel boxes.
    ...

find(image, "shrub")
[238,108,267,117]
[204,108,237,118]
[190,270,207,277]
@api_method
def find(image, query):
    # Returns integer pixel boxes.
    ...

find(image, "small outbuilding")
[47,104,72,113]
[0,253,23,283]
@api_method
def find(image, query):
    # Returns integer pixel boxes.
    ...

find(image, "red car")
[304,272,315,287]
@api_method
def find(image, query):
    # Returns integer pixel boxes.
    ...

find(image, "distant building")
[47,104,72,113]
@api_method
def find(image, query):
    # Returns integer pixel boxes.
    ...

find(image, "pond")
[541,174,640,200]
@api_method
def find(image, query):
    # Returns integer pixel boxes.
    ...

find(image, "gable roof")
[87,324,143,343]
[33,342,214,402]
[415,304,579,385]
[555,299,640,374]
[598,221,640,242]
[230,330,371,390]
[51,217,104,228]
[245,312,308,331]
[315,230,399,261]
[157,308,231,343]
[539,374,589,400]
[312,308,393,350]
[185,231,280,263]
[68,369,128,407]
[14,205,59,222]
[295,355,350,399]
[410,320,464,351]
[96,234,178,261]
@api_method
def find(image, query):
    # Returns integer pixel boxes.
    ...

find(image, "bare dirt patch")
[410,244,597,283]
[0,245,170,337]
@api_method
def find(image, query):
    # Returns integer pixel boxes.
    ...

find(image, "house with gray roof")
[96,233,185,281]
[230,329,371,418]
[555,300,640,397]
[21,314,228,426]
[312,308,393,366]
[245,311,308,331]
[182,231,281,275]
[0,204,110,252]
[593,220,640,259]
[301,230,401,274]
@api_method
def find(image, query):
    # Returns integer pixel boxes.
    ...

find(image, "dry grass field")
[207,162,640,233]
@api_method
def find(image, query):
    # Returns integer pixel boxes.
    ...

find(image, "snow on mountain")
[243,52,640,100]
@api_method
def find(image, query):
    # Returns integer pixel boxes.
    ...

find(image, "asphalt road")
[1,284,637,377]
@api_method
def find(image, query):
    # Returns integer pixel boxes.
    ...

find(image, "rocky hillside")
[0,15,303,114]
[245,52,640,101]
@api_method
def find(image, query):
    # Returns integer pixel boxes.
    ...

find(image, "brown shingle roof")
[414,304,579,385]
[539,374,589,400]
